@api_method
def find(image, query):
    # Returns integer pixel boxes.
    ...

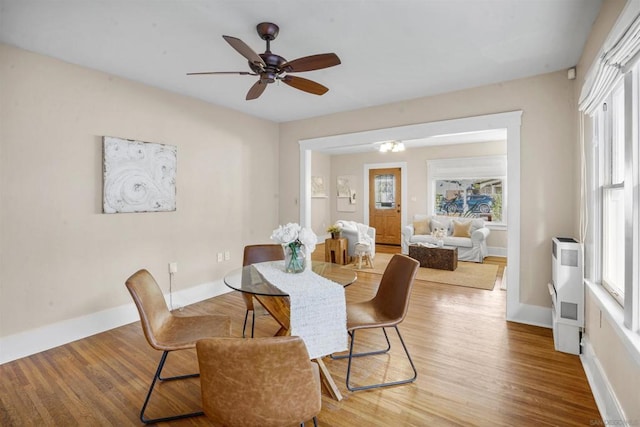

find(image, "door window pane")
[374,174,396,209]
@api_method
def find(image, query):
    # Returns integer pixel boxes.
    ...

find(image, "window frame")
[590,65,640,332]
[598,82,626,305]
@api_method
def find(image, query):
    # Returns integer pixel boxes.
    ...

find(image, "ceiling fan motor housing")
[250,52,288,83]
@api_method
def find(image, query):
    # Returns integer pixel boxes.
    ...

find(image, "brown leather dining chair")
[241,244,285,337]
[333,254,420,391]
[125,269,231,424]
[197,336,321,427]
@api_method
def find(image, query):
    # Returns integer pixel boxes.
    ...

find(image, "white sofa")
[334,220,376,260]
[402,214,490,262]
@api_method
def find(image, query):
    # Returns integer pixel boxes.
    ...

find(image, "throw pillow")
[413,219,430,235]
[452,220,472,237]
[430,218,446,233]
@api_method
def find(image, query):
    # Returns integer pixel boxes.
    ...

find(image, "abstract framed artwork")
[103,136,177,213]
[311,176,327,198]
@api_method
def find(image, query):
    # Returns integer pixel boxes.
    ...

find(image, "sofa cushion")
[413,218,430,235]
[452,220,472,237]
[443,236,473,248]
[410,234,473,248]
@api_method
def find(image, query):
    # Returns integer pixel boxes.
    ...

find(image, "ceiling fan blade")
[222,35,266,68]
[186,71,256,76]
[281,75,329,96]
[246,80,268,100]
[283,53,341,73]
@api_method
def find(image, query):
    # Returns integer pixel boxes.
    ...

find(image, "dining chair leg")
[242,309,249,337]
[345,326,418,392]
[140,351,204,424]
[330,328,391,360]
[250,309,255,337]
[300,416,318,427]
[242,309,255,338]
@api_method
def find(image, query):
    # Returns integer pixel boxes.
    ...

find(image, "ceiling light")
[379,140,405,153]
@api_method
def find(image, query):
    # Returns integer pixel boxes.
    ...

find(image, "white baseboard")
[488,246,507,257]
[0,280,231,365]
[581,337,625,423]
[500,266,507,290]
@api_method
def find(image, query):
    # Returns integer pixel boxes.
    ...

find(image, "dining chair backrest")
[372,254,420,323]
[197,336,321,427]
[242,244,285,266]
[241,244,286,320]
[125,269,172,350]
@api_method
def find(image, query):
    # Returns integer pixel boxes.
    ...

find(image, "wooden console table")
[408,245,458,271]
[325,237,348,265]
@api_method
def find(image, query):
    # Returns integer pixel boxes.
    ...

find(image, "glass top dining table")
[223,260,357,296]
[223,260,357,402]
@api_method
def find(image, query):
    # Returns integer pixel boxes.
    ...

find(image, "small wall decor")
[311,176,327,198]
[103,136,177,213]
[337,175,356,212]
[336,175,354,197]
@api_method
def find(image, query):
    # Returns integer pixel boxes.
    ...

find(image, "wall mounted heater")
[548,237,583,355]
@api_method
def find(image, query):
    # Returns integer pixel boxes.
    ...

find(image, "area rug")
[342,252,499,290]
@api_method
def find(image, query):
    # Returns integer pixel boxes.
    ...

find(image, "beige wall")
[281,70,576,308]
[585,289,640,421]
[310,151,331,236]
[324,141,507,249]
[0,43,280,337]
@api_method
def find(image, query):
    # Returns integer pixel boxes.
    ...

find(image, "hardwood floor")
[0,246,601,426]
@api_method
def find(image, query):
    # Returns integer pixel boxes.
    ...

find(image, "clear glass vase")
[284,243,306,273]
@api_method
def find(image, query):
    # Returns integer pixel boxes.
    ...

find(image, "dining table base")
[254,294,344,401]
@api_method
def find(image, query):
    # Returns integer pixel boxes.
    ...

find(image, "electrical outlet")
[168,262,178,274]
[224,250,230,261]
[217,252,223,262]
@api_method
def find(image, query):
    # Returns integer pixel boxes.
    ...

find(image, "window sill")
[487,222,507,231]
[585,279,640,367]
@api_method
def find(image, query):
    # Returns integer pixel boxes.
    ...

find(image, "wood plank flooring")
[0,245,601,426]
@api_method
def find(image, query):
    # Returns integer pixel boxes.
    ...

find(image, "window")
[590,64,640,326]
[579,0,640,353]
[434,178,503,221]
[427,155,507,225]
[599,84,626,303]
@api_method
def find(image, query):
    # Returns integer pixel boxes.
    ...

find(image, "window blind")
[579,1,640,114]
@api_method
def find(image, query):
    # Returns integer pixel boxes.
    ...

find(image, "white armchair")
[334,220,376,260]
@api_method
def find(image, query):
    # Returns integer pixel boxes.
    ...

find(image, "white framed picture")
[311,176,327,198]
[103,136,177,213]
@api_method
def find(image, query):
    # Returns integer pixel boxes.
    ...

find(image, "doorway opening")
[298,111,524,323]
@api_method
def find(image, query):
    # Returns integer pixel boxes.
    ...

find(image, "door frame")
[363,162,408,229]
[298,110,544,326]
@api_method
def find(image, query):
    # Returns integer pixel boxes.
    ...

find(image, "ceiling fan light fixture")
[379,140,405,153]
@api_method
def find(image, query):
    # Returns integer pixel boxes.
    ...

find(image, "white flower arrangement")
[270,222,318,253]
[271,223,318,273]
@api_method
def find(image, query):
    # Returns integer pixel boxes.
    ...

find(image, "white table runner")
[253,261,347,359]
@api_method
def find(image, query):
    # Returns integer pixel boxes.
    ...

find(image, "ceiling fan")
[187,22,341,100]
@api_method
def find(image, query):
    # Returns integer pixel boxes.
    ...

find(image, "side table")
[325,237,348,265]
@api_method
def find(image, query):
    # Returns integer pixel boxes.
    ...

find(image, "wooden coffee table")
[408,245,458,271]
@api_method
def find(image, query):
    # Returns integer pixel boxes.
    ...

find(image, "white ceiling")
[0,0,601,124]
